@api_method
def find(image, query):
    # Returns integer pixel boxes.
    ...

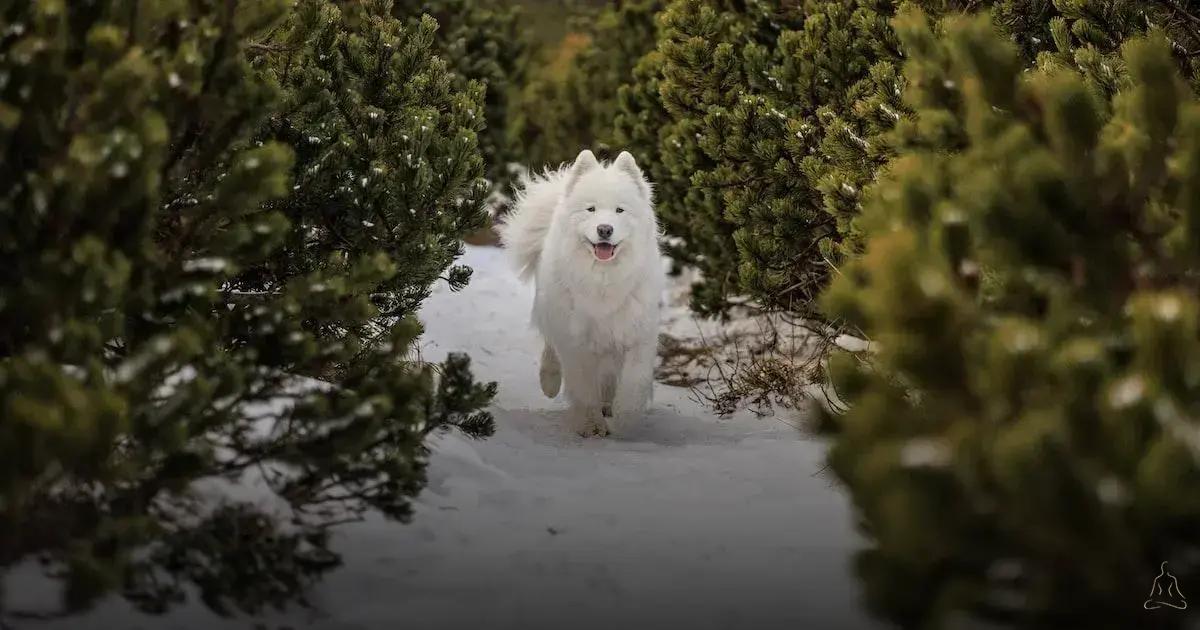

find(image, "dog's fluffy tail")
[498,166,568,281]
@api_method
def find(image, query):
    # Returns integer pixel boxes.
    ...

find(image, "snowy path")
[18,246,882,629]
[310,245,881,629]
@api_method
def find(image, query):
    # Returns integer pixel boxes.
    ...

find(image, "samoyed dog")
[499,150,664,437]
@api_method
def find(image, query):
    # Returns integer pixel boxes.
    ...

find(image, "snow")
[13,245,882,630]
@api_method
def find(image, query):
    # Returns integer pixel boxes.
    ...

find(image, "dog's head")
[560,149,656,264]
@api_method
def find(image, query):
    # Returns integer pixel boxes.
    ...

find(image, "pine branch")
[1153,0,1200,29]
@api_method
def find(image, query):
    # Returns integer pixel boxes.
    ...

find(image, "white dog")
[499,150,663,436]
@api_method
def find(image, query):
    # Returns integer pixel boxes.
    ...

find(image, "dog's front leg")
[560,356,610,437]
[576,405,610,438]
[614,340,655,417]
[599,368,618,427]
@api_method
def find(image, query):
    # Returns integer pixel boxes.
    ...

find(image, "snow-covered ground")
[15,245,882,630]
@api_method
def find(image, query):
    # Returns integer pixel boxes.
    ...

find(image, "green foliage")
[615,0,751,313]
[614,0,910,315]
[516,0,663,171]
[392,0,528,187]
[0,0,494,618]
[608,0,1200,318]
[822,9,1200,626]
[254,0,491,347]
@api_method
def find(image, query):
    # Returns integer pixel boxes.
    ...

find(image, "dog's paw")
[539,345,561,397]
[539,367,561,398]
[575,416,611,438]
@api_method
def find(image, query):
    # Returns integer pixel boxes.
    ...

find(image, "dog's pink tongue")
[594,243,615,261]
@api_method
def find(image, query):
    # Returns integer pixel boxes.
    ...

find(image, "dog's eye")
[616,207,625,214]
[586,206,595,213]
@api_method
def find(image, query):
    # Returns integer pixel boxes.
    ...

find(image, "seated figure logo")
[1144,561,1188,611]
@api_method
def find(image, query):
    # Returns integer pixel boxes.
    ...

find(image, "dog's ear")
[564,149,600,195]
[614,151,652,201]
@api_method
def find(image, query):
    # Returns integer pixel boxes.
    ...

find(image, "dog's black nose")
[597,224,613,240]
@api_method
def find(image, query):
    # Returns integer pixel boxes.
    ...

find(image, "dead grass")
[656,309,835,418]
[653,263,857,422]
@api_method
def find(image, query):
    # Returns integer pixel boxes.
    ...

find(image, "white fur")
[499,150,664,437]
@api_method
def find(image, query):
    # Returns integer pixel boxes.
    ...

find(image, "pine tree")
[614,0,759,314]
[614,0,914,315]
[515,0,663,171]
[0,0,494,617]
[392,0,527,188]
[611,0,1200,318]
[821,7,1200,627]
[252,0,492,360]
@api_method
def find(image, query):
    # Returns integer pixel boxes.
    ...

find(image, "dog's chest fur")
[534,252,658,355]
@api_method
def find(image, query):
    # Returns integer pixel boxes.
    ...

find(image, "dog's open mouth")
[593,242,617,261]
